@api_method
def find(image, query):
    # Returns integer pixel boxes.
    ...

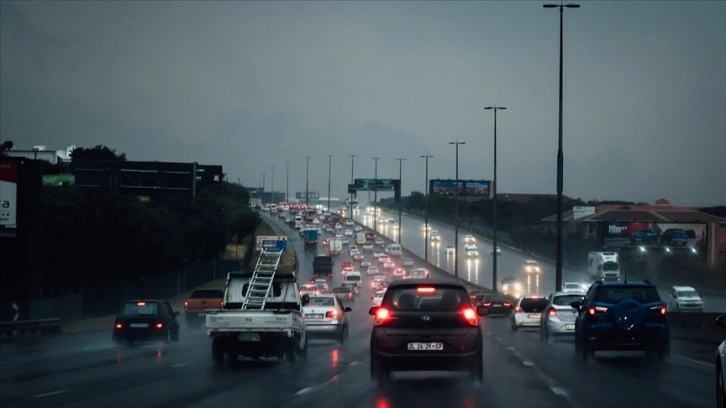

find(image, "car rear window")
[592,286,661,303]
[120,302,159,316]
[333,287,351,294]
[484,294,508,302]
[345,274,361,282]
[519,298,548,313]
[308,297,335,306]
[190,290,223,299]
[383,286,470,311]
[552,294,584,306]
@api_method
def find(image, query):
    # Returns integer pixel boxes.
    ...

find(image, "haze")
[1,1,724,206]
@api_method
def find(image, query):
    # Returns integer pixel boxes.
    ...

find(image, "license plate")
[129,323,148,328]
[407,342,443,351]
[528,314,540,319]
[305,314,324,319]
[238,333,261,342]
[565,324,575,330]
[493,304,502,307]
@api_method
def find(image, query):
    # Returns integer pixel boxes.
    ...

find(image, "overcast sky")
[1,1,724,207]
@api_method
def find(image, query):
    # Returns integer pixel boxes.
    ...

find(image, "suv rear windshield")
[553,294,584,306]
[591,286,660,303]
[519,298,548,313]
[383,286,469,311]
[484,294,509,302]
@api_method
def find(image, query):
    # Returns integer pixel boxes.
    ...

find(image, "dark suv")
[369,279,487,385]
[660,228,688,246]
[572,280,669,361]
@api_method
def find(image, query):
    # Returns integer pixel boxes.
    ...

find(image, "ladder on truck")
[242,249,284,310]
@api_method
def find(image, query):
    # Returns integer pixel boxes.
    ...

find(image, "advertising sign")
[256,235,288,251]
[352,179,396,191]
[430,179,462,196]
[0,160,18,229]
[463,180,492,198]
[601,221,707,249]
[296,192,320,200]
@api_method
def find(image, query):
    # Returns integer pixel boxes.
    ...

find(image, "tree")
[70,145,126,165]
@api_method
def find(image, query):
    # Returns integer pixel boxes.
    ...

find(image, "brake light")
[115,323,123,329]
[503,302,511,307]
[461,308,478,326]
[417,287,436,293]
[649,305,667,315]
[184,300,188,309]
[326,310,339,319]
[137,301,146,306]
[547,307,557,317]
[515,306,523,313]
[587,306,608,315]
[483,302,492,307]
[155,322,164,329]
[374,308,391,326]
[220,300,224,307]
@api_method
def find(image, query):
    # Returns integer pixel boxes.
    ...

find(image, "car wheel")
[717,361,725,408]
[511,321,518,331]
[581,339,593,362]
[469,347,484,383]
[285,338,297,363]
[656,340,670,361]
[212,337,225,365]
[339,325,349,344]
[165,328,172,344]
[172,328,180,342]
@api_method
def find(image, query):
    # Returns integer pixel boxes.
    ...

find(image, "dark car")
[368,279,487,385]
[630,229,658,245]
[113,299,180,344]
[572,280,670,361]
[479,293,513,317]
[660,228,688,245]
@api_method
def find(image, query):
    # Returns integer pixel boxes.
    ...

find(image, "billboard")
[430,179,491,197]
[352,179,397,191]
[296,192,320,200]
[600,221,707,249]
[0,159,18,229]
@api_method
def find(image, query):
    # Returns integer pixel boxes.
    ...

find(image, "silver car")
[303,294,352,344]
[540,292,584,341]
[511,296,548,331]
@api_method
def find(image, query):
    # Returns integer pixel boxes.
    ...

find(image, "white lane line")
[506,346,515,351]
[294,387,314,396]
[172,363,187,368]
[31,389,71,399]
[550,386,569,396]
[522,361,534,367]
[673,355,715,369]
[348,361,359,366]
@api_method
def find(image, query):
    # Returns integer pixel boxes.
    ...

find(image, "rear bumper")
[306,323,343,338]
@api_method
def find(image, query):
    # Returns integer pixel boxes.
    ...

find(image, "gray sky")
[2,1,724,207]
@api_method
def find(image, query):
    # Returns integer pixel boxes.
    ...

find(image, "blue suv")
[572,280,670,361]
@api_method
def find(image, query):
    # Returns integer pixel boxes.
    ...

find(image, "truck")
[303,227,318,246]
[329,237,343,255]
[588,251,620,281]
[205,251,309,364]
[355,232,366,246]
[183,289,224,328]
[312,255,334,279]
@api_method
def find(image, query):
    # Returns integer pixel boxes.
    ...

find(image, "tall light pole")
[305,156,310,208]
[485,105,506,292]
[349,154,357,219]
[327,155,333,212]
[270,165,275,205]
[449,141,465,278]
[372,156,381,232]
[395,158,405,243]
[262,172,266,202]
[285,159,290,203]
[421,154,433,262]
[544,1,579,292]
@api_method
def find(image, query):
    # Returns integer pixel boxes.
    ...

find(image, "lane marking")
[294,387,314,396]
[550,386,569,396]
[522,361,534,367]
[31,389,70,399]
[673,355,715,369]
[348,361,359,366]
[172,363,187,368]
[506,346,515,351]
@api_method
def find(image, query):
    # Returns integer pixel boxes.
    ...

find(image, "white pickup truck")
[206,270,310,364]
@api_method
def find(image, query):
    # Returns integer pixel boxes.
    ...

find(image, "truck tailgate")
[206,311,301,332]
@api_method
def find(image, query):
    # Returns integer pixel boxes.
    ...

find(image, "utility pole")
[421,154,433,262]
[349,154,357,220]
[372,156,380,232]
[485,105,506,292]
[285,159,289,203]
[327,155,333,212]
[449,141,466,278]
[305,156,310,208]
[395,158,405,243]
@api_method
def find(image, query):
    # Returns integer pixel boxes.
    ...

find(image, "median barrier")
[669,312,725,345]
[0,318,62,339]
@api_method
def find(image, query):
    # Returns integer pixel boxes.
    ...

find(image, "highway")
[360,209,726,313]
[0,212,720,408]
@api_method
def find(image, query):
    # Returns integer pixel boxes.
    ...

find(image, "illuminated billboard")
[430,179,491,198]
[600,221,707,249]
[353,179,397,191]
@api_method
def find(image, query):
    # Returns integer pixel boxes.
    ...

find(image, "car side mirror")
[344,307,352,312]
[477,306,490,316]
[716,314,726,329]
[301,294,310,306]
[570,301,582,311]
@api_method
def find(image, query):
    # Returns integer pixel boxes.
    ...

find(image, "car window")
[383,287,469,311]
[308,297,335,306]
[332,287,350,294]
[120,302,159,316]
[679,290,699,297]
[345,274,361,282]
[519,298,548,312]
[591,287,660,303]
[552,294,584,306]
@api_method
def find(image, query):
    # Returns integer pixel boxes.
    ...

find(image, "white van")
[386,244,402,257]
[343,270,362,287]
[411,268,429,279]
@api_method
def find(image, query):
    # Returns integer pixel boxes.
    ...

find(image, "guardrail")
[669,312,725,345]
[0,318,62,339]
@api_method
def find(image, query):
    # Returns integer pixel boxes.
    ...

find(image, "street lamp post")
[327,155,333,212]
[270,165,274,205]
[262,172,266,202]
[420,154,433,261]
[544,1,580,292]
[485,105,506,292]
[285,159,290,203]
[349,154,357,219]
[372,157,381,232]
[395,158,405,243]
[305,156,310,208]
[449,141,466,278]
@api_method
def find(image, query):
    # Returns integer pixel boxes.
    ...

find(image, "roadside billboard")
[0,159,18,230]
[296,192,320,200]
[600,221,707,249]
[352,179,396,192]
[430,179,491,197]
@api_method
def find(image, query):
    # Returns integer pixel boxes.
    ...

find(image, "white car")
[354,226,362,232]
[540,292,584,340]
[464,234,476,244]
[402,258,414,267]
[378,255,391,264]
[445,245,455,255]
[360,258,372,268]
[367,265,380,275]
[372,249,383,258]
[345,220,354,226]
[562,282,584,294]
[716,315,726,408]
[669,286,703,312]
[303,294,351,343]
[362,242,374,251]
[490,245,501,255]
[524,260,541,274]
[371,290,386,307]
[344,229,353,236]
[465,245,479,258]
[430,230,441,242]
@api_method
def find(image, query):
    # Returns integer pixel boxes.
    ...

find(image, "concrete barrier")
[668,312,725,345]
[0,318,62,340]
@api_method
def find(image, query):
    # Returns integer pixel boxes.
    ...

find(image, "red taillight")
[547,307,557,317]
[326,310,339,319]
[515,306,523,313]
[461,308,478,326]
[503,302,511,307]
[184,300,188,309]
[417,287,436,293]
[220,300,224,307]
[115,323,123,329]
[155,322,164,329]
[649,305,667,315]
[374,308,391,326]
[483,302,492,307]
[587,306,608,315]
